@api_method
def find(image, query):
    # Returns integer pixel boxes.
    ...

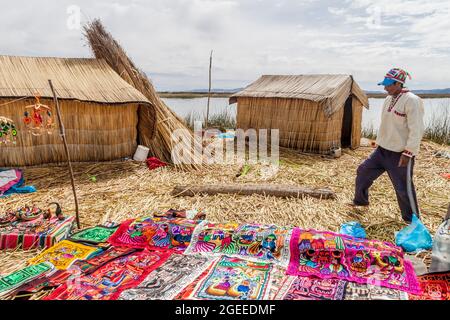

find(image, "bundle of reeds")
[83,19,202,170]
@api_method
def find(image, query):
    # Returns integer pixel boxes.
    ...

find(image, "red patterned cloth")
[108,217,203,251]
[409,272,449,300]
[44,249,172,300]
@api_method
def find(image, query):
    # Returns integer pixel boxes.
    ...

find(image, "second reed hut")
[230,75,369,154]
[0,55,156,166]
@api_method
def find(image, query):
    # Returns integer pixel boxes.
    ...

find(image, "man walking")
[351,68,425,222]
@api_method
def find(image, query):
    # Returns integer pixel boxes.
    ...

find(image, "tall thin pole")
[48,80,80,229]
[205,50,213,127]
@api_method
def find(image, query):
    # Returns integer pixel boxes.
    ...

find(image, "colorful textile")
[287,228,420,294]
[119,254,215,300]
[344,282,409,300]
[28,240,98,270]
[0,215,75,250]
[189,256,272,300]
[69,225,118,244]
[174,262,215,300]
[185,222,293,266]
[383,68,412,85]
[0,169,36,198]
[71,246,137,275]
[408,272,449,300]
[0,169,21,196]
[7,269,74,298]
[108,217,203,251]
[0,262,54,297]
[44,249,171,300]
[280,276,347,300]
[267,266,296,300]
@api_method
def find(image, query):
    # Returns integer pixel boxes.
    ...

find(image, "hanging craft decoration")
[0,116,17,145]
[23,96,55,136]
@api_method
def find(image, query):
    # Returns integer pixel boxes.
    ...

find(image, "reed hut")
[0,55,156,166]
[229,75,369,154]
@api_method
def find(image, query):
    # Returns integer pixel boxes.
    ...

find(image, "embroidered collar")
[388,90,409,112]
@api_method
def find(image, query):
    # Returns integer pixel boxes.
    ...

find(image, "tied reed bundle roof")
[230,75,369,117]
[0,55,150,105]
[84,19,202,170]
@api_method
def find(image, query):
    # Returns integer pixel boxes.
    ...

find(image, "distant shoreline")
[159,92,450,99]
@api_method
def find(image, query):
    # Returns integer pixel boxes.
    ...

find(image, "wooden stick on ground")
[49,79,80,229]
[172,184,336,200]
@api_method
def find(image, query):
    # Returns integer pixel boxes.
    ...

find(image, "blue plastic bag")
[340,221,367,239]
[395,214,433,253]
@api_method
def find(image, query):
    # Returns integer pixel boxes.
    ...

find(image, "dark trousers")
[354,147,419,222]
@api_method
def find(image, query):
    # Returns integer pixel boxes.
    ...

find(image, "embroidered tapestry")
[69,225,118,244]
[119,253,215,300]
[174,261,216,300]
[287,228,420,294]
[108,217,204,251]
[267,266,296,300]
[408,272,449,300]
[185,222,293,266]
[28,240,98,270]
[6,269,74,298]
[189,256,273,300]
[0,262,54,298]
[44,249,172,300]
[344,282,409,300]
[70,246,137,275]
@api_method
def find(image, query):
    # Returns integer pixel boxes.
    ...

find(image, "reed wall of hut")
[231,75,369,154]
[0,55,155,166]
[0,98,148,166]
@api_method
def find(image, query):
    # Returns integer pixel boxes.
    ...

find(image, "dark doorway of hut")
[341,96,353,148]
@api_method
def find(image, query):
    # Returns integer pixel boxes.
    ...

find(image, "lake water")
[162,97,450,130]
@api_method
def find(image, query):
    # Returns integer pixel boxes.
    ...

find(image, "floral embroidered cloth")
[28,240,98,270]
[119,253,215,300]
[69,225,118,244]
[44,249,172,300]
[0,215,75,250]
[408,272,449,300]
[287,228,420,294]
[185,222,293,266]
[108,217,204,251]
[188,256,273,300]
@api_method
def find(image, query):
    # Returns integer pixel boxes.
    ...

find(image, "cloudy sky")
[1,0,449,91]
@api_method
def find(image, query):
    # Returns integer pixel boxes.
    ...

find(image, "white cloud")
[0,0,449,90]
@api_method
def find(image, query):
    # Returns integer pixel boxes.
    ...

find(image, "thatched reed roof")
[0,55,151,105]
[229,75,369,117]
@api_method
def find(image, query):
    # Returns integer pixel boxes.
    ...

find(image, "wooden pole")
[48,80,81,229]
[205,50,213,127]
[171,184,336,200]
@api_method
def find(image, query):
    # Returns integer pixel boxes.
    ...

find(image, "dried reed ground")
[0,141,449,276]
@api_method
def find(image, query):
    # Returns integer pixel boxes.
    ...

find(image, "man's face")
[384,82,402,96]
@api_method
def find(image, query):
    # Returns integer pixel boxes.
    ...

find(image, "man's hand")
[398,154,411,167]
